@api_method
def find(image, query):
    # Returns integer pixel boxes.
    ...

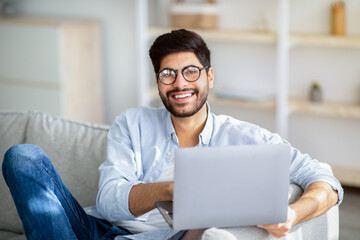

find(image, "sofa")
[0,111,339,240]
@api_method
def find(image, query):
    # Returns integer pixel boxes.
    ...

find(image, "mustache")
[166,88,198,98]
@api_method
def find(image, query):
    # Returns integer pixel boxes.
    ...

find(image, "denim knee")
[2,144,47,182]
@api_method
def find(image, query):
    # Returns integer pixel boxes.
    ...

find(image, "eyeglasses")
[157,65,209,85]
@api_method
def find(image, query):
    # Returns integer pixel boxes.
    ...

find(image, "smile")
[174,93,193,99]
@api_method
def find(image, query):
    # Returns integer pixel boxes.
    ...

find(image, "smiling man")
[3,29,343,240]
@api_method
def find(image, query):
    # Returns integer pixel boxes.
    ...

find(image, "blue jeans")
[2,144,131,240]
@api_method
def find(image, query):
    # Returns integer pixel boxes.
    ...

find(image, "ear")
[155,76,161,96]
[207,67,214,89]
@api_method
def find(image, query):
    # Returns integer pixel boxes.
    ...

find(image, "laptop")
[156,144,290,230]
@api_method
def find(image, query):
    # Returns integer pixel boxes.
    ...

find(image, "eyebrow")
[159,64,199,72]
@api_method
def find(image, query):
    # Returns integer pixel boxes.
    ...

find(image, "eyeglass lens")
[158,66,203,85]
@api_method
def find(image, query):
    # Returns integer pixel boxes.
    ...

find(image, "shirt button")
[166,151,171,156]
[167,136,171,140]
[87,209,92,213]
[149,177,153,182]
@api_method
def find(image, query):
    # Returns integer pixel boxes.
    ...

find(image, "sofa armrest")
[200,183,339,240]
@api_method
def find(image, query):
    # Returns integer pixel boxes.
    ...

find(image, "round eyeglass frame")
[156,65,209,85]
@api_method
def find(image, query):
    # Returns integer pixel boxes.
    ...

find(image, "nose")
[172,70,189,88]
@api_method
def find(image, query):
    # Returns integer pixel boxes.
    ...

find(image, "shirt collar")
[164,102,214,146]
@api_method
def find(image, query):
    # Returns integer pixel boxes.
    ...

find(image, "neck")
[171,104,208,148]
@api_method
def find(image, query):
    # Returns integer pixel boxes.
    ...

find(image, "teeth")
[174,93,192,99]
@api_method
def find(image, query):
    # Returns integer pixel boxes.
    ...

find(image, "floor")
[339,186,360,240]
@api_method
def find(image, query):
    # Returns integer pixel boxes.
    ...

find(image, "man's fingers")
[258,228,289,238]
[257,223,291,238]
[270,231,287,238]
[268,232,284,239]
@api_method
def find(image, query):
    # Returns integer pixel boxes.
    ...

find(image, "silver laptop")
[156,144,290,230]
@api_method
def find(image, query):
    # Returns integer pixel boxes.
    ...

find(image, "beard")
[159,87,209,118]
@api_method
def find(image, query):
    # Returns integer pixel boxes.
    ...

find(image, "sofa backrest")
[0,111,110,233]
[0,111,30,233]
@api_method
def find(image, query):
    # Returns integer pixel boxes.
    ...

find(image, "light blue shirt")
[95,104,343,239]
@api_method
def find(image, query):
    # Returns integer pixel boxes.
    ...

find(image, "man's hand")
[258,182,338,238]
[257,207,297,238]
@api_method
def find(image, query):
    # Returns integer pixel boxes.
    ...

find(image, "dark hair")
[149,29,211,74]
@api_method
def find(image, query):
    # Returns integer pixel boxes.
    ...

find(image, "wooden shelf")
[208,94,360,120]
[149,27,277,44]
[208,94,276,111]
[148,27,360,48]
[289,99,360,119]
[290,33,360,49]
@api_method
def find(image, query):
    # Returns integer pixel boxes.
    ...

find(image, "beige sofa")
[0,111,339,240]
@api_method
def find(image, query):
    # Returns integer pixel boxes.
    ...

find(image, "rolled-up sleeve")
[260,128,344,205]
[288,147,343,205]
[96,113,149,222]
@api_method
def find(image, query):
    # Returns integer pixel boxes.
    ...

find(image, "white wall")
[16,0,138,124]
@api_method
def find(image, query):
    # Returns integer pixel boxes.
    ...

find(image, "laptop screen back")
[172,144,290,230]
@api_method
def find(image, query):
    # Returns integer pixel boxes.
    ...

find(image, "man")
[3,29,343,240]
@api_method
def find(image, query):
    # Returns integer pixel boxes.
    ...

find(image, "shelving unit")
[137,0,360,186]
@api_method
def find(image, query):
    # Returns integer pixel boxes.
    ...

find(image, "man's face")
[157,52,214,118]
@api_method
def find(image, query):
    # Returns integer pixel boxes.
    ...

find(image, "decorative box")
[170,1,218,30]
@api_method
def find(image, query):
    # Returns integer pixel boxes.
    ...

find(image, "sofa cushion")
[0,231,21,240]
[0,111,30,234]
[25,112,109,209]
[6,235,26,240]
